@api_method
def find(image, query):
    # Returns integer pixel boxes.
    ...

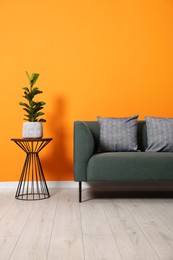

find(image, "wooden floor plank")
[102,199,159,260]
[80,199,122,260]
[47,189,85,260]
[83,235,122,260]
[142,199,173,234]
[0,188,173,260]
[0,189,15,219]
[125,199,173,260]
[10,189,59,260]
[0,236,18,260]
[0,199,34,258]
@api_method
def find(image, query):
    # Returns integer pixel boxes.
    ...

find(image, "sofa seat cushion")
[87,152,173,181]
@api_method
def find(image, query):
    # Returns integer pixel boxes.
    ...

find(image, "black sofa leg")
[79,181,82,203]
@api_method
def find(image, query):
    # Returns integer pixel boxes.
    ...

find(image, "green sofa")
[74,120,173,202]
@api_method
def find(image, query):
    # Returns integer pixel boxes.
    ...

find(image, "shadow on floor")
[81,181,173,201]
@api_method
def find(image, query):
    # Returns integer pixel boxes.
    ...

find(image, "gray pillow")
[97,115,139,152]
[145,116,173,152]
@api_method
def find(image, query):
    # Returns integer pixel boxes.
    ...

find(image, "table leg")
[15,152,50,200]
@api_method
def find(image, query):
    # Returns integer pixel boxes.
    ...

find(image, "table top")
[11,138,53,153]
[11,138,53,142]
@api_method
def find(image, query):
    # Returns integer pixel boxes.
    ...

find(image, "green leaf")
[37,101,46,106]
[34,101,46,108]
[31,87,43,96]
[34,112,45,121]
[35,112,45,117]
[27,92,34,100]
[23,95,30,102]
[19,102,24,105]
[29,100,36,107]
[19,102,30,108]
[25,71,40,87]
[22,87,29,92]
[31,101,37,106]
[34,106,44,112]
[30,73,39,86]
[25,71,31,81]
[23,108,31,114]
[24,114,30,118]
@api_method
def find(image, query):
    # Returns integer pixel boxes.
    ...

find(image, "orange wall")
[1,0,173,181]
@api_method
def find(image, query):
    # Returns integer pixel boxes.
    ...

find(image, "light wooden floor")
[0,188,173,260]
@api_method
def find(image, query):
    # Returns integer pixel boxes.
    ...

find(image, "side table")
[11,138,52,200]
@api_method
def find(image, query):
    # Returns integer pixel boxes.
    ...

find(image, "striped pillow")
[97,115,139,152]
[145,116,173,152]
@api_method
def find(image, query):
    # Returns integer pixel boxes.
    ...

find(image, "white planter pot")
[22,122,43,138]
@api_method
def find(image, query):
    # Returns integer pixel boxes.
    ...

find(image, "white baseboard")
[47,181,80,188]
[1,181,173,190]
[0,181,80,189]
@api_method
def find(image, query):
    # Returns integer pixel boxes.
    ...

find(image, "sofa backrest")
[83,120,147,152]
[137,120,147,151]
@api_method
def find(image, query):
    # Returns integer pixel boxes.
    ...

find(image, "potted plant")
[19,71,46,138]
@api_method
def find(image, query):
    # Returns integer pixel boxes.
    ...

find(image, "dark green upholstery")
[74,121,95,181]
[74,120,173,183]
[87,152,173,181]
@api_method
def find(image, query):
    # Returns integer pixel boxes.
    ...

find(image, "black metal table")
[11,138,52,200]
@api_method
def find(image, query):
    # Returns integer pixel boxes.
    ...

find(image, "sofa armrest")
[74,121,95,181]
